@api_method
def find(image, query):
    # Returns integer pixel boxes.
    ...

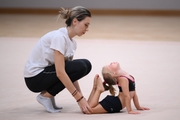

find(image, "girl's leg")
[87,75,98,103]
[91,104,107,114]
[87,75,107,114]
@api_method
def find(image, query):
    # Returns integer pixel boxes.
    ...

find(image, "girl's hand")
[128,110,141,114]
[78,98,93,114]
[137,106,150,110]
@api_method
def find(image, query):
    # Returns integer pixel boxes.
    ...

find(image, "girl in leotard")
[86,62,150,114]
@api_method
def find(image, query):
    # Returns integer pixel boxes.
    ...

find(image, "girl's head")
[102,62,120,96]
[59,6,91,36]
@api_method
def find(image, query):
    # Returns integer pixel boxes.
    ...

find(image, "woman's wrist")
[72,90,83,102]
[72,89,78,96]
[76,96,84,102]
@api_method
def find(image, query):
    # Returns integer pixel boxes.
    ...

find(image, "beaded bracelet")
[77,96,84,102]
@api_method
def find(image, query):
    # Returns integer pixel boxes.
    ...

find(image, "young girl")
[87,62,150,114]
[24,6,92,113]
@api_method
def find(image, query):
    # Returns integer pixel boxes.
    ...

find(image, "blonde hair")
[102,66,116,96]
[58,6,91,26]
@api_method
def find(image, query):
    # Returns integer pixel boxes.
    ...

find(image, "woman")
[23,6,92,114]
[87,62,150,114]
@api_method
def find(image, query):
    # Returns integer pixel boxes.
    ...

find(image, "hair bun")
[59,7,71,19]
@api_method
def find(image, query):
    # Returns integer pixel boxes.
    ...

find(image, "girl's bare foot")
[96,76,105,92]
[93,74,99,89]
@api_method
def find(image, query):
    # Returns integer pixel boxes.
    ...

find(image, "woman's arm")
[54,50,79,98]
[119,78,140,114]
[73,81,82,94]
[54,50,92,114]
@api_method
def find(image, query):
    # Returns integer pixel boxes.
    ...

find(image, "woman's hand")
[78,98,93,114]
[137,106,150,110]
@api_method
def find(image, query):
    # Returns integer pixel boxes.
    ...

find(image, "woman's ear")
[72,18,78,25]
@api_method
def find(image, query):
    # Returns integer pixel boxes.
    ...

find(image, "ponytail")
[102,66,117,96]
[58,6,91,27]
[103,81,116,96]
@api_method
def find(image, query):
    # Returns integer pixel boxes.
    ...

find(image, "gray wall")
[0,0,180,10]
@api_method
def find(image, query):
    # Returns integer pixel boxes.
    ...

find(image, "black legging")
[24,59,92,96]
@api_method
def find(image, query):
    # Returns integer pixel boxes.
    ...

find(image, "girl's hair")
[102,67,117,96]
[59,6,91,26]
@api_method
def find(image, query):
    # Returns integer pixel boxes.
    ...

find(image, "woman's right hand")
[78,97,93,114]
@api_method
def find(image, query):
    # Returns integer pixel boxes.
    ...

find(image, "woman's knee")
[81,59,92,74]
[65,59,92,77]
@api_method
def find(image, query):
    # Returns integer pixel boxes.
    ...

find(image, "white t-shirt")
[24,27,77,77]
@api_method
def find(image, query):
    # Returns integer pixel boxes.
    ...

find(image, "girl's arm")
[119,78,140,114]
[132,91,141,109]
[133,91,150,110]
[54,50,92,114]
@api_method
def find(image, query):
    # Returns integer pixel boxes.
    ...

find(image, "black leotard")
[118,75,135,92]
[99,75,135,113]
